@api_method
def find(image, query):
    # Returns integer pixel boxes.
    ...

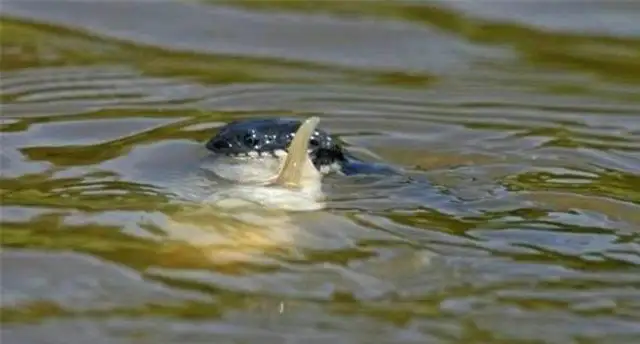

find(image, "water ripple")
[2,1,640,343]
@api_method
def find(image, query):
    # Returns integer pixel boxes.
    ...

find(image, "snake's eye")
[207,137,232,151]
[243,133,259,147]
[212,140,230,149]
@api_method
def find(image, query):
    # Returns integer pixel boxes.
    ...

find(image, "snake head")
[206,117,345,173]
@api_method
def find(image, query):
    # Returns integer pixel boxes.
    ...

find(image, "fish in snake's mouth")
[205,118,346,175]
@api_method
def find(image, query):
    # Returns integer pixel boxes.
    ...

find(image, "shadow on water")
[1,1,640,343]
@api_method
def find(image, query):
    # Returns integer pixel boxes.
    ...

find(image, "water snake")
[204,116,399,183]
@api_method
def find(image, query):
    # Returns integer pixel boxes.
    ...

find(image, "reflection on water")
[2,1,640,343]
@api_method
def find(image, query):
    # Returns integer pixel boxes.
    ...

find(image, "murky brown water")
[2,1,640,343]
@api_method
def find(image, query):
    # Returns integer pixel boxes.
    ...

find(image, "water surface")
[2,1,640,343]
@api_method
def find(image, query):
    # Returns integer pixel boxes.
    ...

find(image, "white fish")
[154,117,328,264]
